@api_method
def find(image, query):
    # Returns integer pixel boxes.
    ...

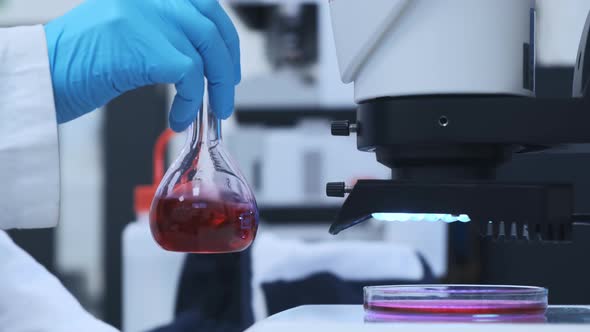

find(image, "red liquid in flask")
[150,195,258,253]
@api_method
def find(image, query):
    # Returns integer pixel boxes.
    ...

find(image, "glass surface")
[150,103,259,253]
[364,285,548,319]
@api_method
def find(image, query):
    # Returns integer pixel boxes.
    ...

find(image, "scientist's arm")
[0,26,60,230]
[45,0,240,130]
[0,1,239,331]
[0,25,115,332]
[0,0,240,230]
[0,231,118,331]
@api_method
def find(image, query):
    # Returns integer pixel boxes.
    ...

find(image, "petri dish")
[364,285,548,318]
[365,312,548,324]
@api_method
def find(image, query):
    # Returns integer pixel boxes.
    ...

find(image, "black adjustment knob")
[326,182,346,197]
[331,121,352,136]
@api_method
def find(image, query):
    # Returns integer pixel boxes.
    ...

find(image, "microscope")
[247,0,590,331]
[326,0,590,243]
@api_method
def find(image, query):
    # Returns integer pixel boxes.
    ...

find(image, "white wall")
[537,0,590,66]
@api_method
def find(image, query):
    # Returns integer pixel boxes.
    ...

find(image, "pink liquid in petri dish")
[365,300,547,316]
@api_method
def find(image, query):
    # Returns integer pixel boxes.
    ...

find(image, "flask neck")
[191,103,221,146]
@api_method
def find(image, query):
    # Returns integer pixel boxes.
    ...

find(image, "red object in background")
[134,129,175,215]
[365,300,547,316]
[150,196,258,253]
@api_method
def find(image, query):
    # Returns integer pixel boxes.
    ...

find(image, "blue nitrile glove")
[45,0,241,132]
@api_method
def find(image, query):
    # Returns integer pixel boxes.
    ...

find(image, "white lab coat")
[0,26,118,332]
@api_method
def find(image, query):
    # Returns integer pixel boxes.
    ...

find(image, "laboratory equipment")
[226,0,381,209]
[150,101,259,253]
[247,0,590,331]
[229,0,353,112]
[364,285,548,316]
[326,0,590,241]
[224,0,449,277]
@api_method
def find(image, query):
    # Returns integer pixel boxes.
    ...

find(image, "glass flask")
[150,102,259,253]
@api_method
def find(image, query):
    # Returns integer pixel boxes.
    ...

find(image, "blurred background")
[1,0,590,331]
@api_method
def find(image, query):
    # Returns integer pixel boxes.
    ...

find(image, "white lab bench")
[246,305,590,332]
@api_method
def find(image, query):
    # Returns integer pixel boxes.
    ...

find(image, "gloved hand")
[45,0,240,132]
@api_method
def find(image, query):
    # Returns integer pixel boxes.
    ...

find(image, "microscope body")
[329,0,536,102]
[326,0,590,242]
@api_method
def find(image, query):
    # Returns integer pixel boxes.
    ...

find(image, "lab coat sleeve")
[0,26,60,230]
[0,231,118,332]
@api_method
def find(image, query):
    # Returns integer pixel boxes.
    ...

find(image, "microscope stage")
[246,305,590,332]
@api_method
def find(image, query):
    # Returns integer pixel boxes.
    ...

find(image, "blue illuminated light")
[371,213,471,223]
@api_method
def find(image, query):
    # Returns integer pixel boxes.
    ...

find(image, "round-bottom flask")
[150,102,259,253]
